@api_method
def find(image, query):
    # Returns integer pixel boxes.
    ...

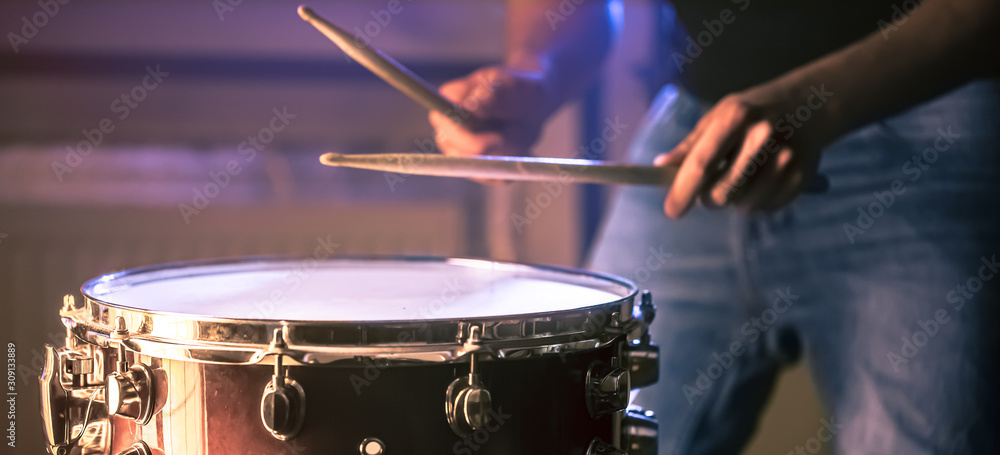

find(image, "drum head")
[74,257,637,364]
[83,257,632,321]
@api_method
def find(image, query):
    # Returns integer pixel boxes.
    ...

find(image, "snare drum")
[39,257,659,455]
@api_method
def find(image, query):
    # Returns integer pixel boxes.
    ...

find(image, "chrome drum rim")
[66,256,638,365]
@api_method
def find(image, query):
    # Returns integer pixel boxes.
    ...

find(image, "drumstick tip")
[319,152,343,165]
[297,5,315,21]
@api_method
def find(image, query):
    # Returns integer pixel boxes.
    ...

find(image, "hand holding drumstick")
[299,6,826,198]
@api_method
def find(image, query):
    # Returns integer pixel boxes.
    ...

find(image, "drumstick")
[299,6,829,193]
[297,6,489,131]
[321,153,679,186]
[320,153,830,192]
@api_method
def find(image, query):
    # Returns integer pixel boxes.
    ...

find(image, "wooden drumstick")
[300,5,829,193]
[321,153,679,186]
[320,153,830,192]
[298,6,490,131]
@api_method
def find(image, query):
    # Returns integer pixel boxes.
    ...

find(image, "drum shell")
[113,344,619,455]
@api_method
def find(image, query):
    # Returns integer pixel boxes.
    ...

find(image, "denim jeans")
[588,80,1000,454]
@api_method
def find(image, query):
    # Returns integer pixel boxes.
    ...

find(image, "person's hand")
[657,84,835,218]
[429,66,556,157]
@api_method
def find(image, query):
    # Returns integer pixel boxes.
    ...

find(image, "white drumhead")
[83,258,631,322]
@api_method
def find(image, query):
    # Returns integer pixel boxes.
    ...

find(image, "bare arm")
[759,0,1000,144]
[505,0,613,110]
[430,0,613,156]
[663,0,1000,218]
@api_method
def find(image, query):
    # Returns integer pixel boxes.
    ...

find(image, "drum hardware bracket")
[445,351,492,437]
[260,327,307,441]
[105,316,157,425]
[42,296,114,455]
[40,345,109,455]
[585,360,631,418]
[586,437,628,455]
[599,309,642,339]
[621,407,658,455]
[59,295,82,350]
[627,291,656,343]
[456,323,486,349]
[609,311,623,329]
[115,441,152,455]
[625,291,660,389]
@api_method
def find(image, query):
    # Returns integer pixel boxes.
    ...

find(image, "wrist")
[739,65,849,148]
[502,54,562,118]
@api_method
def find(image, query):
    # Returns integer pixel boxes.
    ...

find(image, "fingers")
[429,110,504,156]
[663,118,743,219]
[431,67,547,157]
[439,78,473,107]
[654,147,688,167]
[655,93,824,218]
[761,169,805,212]
[731,146,793,212]
[432,69,507,156]
[441,70,500,118]
[708,121,773,206]
[757,147,821,212]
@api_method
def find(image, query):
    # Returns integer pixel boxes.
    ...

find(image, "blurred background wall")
[0,1,825,453]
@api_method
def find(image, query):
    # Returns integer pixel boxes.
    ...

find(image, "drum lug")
[445,352,492,437]
[586,437,627,455]
[260,328,306,440]
[585,361,630,418]
[621,407,658,455]
[115,441,152,455]
[106,317,157,425]
[106,364,155,425]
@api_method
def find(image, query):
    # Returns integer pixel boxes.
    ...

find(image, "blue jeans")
[589,80,1000,454]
